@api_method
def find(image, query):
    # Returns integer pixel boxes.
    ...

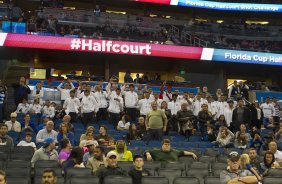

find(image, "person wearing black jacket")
[96,151,126,184]
[232,98,252,132]
[248,101,263,130]
[128,155,151,184]
[198,103,214,139]
[12,77,31,106]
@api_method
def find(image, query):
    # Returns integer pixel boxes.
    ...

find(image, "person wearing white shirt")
[63,90,80,123]
[207,96,218,120]
[31,98,42,114]
[138,91,153,116]
[32,83,44,104]
[16,98,32,114]
[224,100,235,127]
[42,100,55,119]
[117,114,130,131]
[148,88,155,102]
[17,132,37,151]
[122,84,138,122]
[5,112,21,132]
[36,121,58,143]
[168,94,181,115]
[192,94,206,116]
[76,81,87,100]
[57,79,75,105]
[107,88,123,127]
[81,89,98,126]
[260,97,275,128]
[216,95,229,119]
[268,141,282,163]
[93,85,108,123]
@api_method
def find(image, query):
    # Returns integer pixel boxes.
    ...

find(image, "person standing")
[81,89,98,126]
[145,101,167,141]
[12,77,31,106]
[260,97,275,128]
[122,84,138,122]
[107,88,123,127]
[63,90,80,124]
[93,85,108,123]
[232,98,251,132]
[57,79,75,106]
[0,80,7,123]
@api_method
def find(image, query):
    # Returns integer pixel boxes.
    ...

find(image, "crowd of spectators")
[0,70,281,184]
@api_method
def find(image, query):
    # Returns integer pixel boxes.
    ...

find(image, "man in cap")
[83,140,99,164]
[31,137,58,167]
[220,151,258,184]
[96,151,126,184]
[5,112,21,132]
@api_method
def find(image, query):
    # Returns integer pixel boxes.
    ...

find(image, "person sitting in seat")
[5,112,21,132]
[17,131,36,151]
[145,139,197,162]
[112,140,133,161]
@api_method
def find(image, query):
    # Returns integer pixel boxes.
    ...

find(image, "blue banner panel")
[212,49,282,66]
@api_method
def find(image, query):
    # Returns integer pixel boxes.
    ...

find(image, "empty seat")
[0,152,8,160]
[173,177,200,184]
[263,177,282,184]
[0,146,11,153]
[211,163,227,176]
[6,160,31,168]
[267,168,282,176]
[204,176,220,184]
[142,176,169,184]
[158,169,184,184]
[35,160,60,168]
[6,177,29,184]
[143,161,162,175]
[117,161,134,172]
[103,175,132,184]
[5,167,30,177]
[187,169,209,184]
[65,167,92,180]
[178,157,195,165]
[10,152,33,161]
[204,148,219,157]
[13,146,34,155]
[70,176,99,184]
[189,162,209,169]
[198,156,216,164]
[216,155,228,163]
[163,162,186,171]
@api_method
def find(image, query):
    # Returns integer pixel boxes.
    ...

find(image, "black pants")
[96,108,108,123]
[109,112,120,127]
[82,112,94,127]
[125,108,137,122]
[147,128,163,142]
[69,112,78,124]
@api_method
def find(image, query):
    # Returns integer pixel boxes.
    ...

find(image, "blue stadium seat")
[198,142,214,148]
[182,142,198,149]
[189,135,202,142]
[147,141,162,148]
[130,140,146,147]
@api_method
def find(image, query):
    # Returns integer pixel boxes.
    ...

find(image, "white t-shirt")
[17,140,36,148]
[274,150,282,162]
[117,121,130,129]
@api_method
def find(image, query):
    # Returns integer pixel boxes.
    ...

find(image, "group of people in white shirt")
[14,79,281,135]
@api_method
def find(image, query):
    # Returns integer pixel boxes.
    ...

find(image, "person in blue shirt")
[21,114,37,133]
[57,122,74,146]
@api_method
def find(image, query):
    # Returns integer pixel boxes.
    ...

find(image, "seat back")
[173,177,200,184]
[142,176,169,184]
[34,160,60,168]
[6,160,31,168]
[103,175,132,184]
[65,167,92,180]
[117,161,134,172]
[6,177,29,184]
[158,169,184,184]
[70,176,99,184]
[268,168,282,176]
[204,176,220,184]
[263,177,282,184]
